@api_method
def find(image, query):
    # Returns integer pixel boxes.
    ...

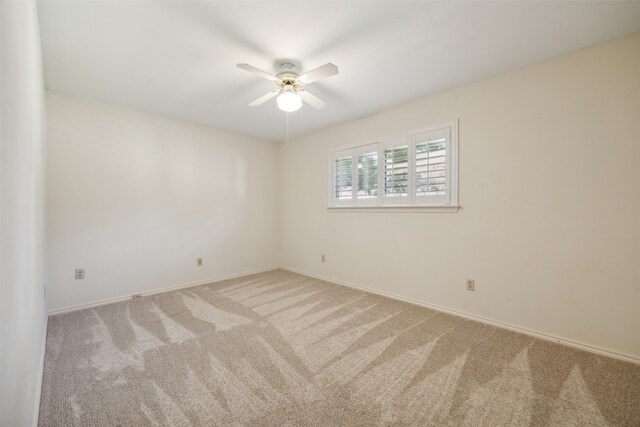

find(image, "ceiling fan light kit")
[237,61,338,113]
[276,85,302,112]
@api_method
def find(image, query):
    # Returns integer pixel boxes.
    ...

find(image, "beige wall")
[0,1,48,424]
[46,92,280,312]
[279,33,640,360]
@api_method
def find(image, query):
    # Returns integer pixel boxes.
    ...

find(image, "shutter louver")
[415,129,448,205]
[334,155,353,200]
[384,145,409,198]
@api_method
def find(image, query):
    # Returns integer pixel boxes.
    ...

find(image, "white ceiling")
[37,1,640,142]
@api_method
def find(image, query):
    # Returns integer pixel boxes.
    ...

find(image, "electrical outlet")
[321,254,326,262]
[75,268,85,280]
[197,258,203,266]
[466,279,475,291]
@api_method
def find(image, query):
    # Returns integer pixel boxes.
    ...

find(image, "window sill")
[327,205,460,213]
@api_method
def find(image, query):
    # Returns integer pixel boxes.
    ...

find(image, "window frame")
[328,120,459,211]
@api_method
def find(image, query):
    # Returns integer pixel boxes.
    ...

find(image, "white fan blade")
[298,63,339,85]
[299,89,326,109]
[237,63,278,82]
[249,90,279,107]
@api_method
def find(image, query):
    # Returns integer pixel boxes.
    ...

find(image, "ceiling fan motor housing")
[276,62,299,84]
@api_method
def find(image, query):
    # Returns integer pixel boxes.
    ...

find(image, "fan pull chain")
[286,112,290,148]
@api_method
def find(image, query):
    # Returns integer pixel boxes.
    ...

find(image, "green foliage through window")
[357,152,378,198]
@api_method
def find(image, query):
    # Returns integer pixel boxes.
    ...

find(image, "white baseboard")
[45,265,639,365]
[282,266,640,365]
[47,267,279,316]
[32,311,48,426]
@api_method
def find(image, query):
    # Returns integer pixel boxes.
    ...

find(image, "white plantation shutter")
[332,153,354,204]
[383,137,410,204]
[414,128,449,205]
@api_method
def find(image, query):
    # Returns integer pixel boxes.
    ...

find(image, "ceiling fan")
[237,62,339,112]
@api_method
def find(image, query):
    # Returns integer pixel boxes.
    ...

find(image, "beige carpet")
[39,269,640,426]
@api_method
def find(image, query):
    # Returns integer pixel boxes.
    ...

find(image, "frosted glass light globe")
[277,90,302,112]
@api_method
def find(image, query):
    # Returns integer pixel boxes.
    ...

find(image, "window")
[329,121,458,209]
[415,129,447,205]
[331,143,381,206]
